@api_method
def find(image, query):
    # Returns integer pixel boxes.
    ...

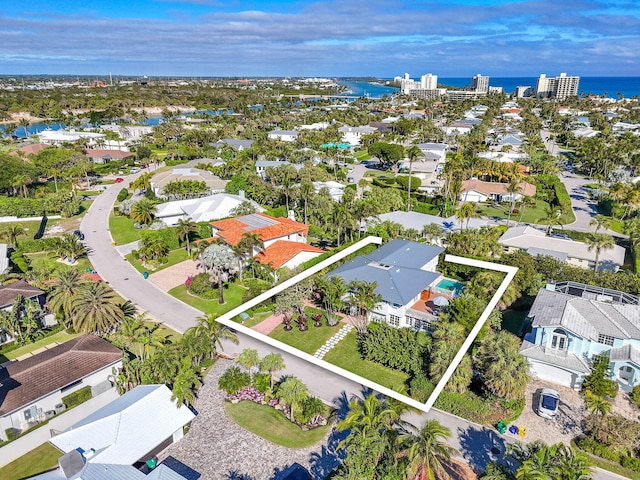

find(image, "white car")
[130,167,141,174]
[538,388,560,419]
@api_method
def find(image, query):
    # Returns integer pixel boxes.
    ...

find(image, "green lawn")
[477,199,576,225]
[354,149,371,161]
[571,441,640,480]
[126,248,190,274]
[270,320,338,354]
[235,309,272,328]
[24,252,92,274]
[0,442,61,480]
[4,330,81,361]
[324,331,410,391]
[108,214,141,245]
[225,401,332,448]
[168,282,248,315]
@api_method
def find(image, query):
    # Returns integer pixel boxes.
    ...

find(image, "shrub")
[358,322,429,374]
[5,428,17,441]
[410,374,435,402]
[630,385,640,408]
[140,228,180,250]
[61,386,92,408]
[198,222,212,239]
[582,353,618,398]
[577,436,622,462]
[242,278,271,303]
[253,373,271,393]
[218,367,251,394]
[187,272,213,295]
[15,237,60,253]
[621,456,640,473]
[117,188,130,202]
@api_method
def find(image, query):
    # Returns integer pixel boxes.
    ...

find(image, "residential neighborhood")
[0,72,639,480]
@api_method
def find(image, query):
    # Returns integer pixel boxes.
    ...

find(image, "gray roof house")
[328,239,455,330]
[213,138,255,151]
[366,211,490,238]
[499,226,625,272]
[154,193,264,226]
[521,282,640,392]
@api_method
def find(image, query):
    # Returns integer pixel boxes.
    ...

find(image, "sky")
[1,0,639,78]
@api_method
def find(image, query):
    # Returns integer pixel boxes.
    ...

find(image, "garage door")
[529,361,577,388]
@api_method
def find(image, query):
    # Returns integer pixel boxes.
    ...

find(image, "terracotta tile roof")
[210,213,309,246]
[83,149,134,159]
[461,179,536,197]
[10,144,49,157]
[0,335,122,416]
[0,280,44,308]
[255,240,324,269]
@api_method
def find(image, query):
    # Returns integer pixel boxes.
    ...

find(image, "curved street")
[80,170,622,479]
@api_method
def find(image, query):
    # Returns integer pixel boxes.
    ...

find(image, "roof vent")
[82,448,96,459]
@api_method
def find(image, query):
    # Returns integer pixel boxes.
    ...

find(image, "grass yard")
[0,442,61,480]
[24,252,93,274]
[168,283,247,316]
[108,214,141,245]
[324,331,410,391]
[476,199,576,225]
[225,401,332,448]
[270,321,338,355]
[126,248,190,274]
[236,309,272,328]
[354,149,371,161]
[4,330,81,361]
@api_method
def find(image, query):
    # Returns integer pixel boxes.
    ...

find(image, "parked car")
[551,233,572,241]
[130,167,141,174]
[115,177,124,183]
[538,388,560,419]
[73,230,85,241]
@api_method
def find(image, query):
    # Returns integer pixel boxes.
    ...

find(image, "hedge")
[61,386,92,409]
[116,188,130,202]
[14,237,60,253]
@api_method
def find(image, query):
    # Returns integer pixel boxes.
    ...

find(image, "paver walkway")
[149,260,200,292]
[252,312,285,335]
[314,324,353,359]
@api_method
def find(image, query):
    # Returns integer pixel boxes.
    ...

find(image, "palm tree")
[171,362,202,407]
[130,198,156,225]
[47,269,84,326]
[70,281,125,333]
[260,352,286,390]
[299,180,314,224]
[234,232,264,281]
[455,202,478,230]
[237,348,260,380]
[585,233,615,271]
[198,243,239,305]
[506,179,522,227]
[175,217,198,256]
[348,279,382,335]
[422,223,443,245]
[337,394,404,441]
[2,224,26,247]
[583,391,611,417]
[195,313,238,354]
[55,233,87,262]
[406,145,422,212]
[19,118,30,139]
[12,174,32,198]
[589,214,611,233]
[277,376,309,422]
[396,419,459,480]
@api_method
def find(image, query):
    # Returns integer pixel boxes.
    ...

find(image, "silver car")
[538,388,560,419]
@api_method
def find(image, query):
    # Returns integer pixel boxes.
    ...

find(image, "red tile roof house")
[209,213,323,269]
[83,148,134,164]
[0,335,122,441]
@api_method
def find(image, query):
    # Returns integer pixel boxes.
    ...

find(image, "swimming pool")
[433,278,465,297]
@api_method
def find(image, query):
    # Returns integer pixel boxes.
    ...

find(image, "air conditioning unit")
[54,403,66,414]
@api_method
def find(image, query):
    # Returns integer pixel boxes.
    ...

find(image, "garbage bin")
[496,421,507,434]
[509,425,519,435]
[143,271,149,279]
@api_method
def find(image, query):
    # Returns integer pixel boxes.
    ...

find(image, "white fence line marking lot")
[214,237,518,413]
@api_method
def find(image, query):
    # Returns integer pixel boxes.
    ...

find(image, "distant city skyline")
[2,0,639,77]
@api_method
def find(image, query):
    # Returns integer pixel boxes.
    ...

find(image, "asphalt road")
[80,169,623,479]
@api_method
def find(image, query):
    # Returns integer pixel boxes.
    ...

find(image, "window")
[597,334,615,346]
[61,379,83,393]
[549,328,568,351]
[389,315,400,327]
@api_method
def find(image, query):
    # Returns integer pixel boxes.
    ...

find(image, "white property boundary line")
[214,238,518,413]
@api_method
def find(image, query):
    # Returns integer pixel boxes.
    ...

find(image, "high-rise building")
[420,73,438,90]
[472,74,489,93]
[536,73,579,100]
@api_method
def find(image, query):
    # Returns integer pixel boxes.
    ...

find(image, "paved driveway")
[149,260,200,292]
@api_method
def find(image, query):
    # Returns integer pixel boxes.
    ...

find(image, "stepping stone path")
[314,324,354,359]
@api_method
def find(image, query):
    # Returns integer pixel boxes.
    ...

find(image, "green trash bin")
[143,271,149,279]
[496,421,507,434]
[146,458,157,469]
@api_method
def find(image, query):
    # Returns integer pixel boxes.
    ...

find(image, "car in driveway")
[538,388,560,419]
[73,230,85,240]
[114,177,124,183]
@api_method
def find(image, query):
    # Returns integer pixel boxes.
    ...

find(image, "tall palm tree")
[406,145,422,212]
[171,362,202,407]
[422,223,443,245]
[585,233,615,271]
[2,224,26,247]
[277,376,309,422]
[55,233,87,262]
[348,279,382,334]
[47,269,84,326]
[70,281,124,333]
[396,419,459,480]
[175,217,198,256]
[130,198,156,225]
[455,202,478,230]
[260,352,286,390]
[589,214,611,233]
[195,312,238,354]
[237,348,260,380]
[506,179,522,227]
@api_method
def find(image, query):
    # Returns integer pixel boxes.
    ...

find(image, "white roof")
[50,385,195,465]
[371,211,488,232]
[155,193,264,224]
[31,461,187,480]
[37,129,106,142]
[499,226,625,268]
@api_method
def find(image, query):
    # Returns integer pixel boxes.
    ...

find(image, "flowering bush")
[185,276,193,289]
[227,386,265,403]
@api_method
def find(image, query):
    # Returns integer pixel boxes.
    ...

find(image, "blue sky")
[1,0,639,77]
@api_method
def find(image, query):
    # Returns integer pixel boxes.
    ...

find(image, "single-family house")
[267,129,299,142]
[9,143,49,158]
[328,239,460,331]
[499,226,625,272]
[338,126,378,146]
[521,282,640,392]
[213,138,255,151]
[0,243,9,276]
[0,279,56,345]
[210,213,323,269]
[313,181,346,201]
[149,168,228,197]
[460,179,536,203]
[31,385,196,480]
[36,129,106,146]
[0,335,122,440]
[366,211,489,238]
[154,193,264,226]
[83,148,134,164]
